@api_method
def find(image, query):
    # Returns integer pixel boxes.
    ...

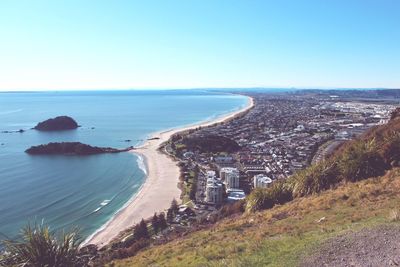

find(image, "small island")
[33,116,79,131]
[25,142,134,155]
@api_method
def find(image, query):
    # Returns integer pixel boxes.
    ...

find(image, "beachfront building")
[205,176,224,204]
[205,182,223,204]
[253,174,273,188]
[220,167,240,189]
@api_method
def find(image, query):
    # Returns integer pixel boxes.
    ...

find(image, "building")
[253,174,273,188]
[205,180,224,204]
[220,167,240,189]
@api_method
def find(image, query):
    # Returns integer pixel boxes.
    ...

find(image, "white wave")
[93,207,101,213]
[81,182,146,247]
[136,155,147,175]
[92,199,111,213]
[100,199,110,206]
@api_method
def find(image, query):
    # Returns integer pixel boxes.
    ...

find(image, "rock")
[18,129,25,133]
[147,137,160,141]
[33,116,79,131]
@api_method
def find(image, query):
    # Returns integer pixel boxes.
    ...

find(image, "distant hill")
[34,116,79,131]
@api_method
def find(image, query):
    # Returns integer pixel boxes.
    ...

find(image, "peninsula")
[25,142,133,155]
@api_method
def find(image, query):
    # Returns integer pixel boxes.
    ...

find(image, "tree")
[0,223,83,267]
[151,213,159,234]
[158,212,168,230]
[133,219,149,240]
[166,208,174,223]
[170,198,179,215]
[189,181,197,200]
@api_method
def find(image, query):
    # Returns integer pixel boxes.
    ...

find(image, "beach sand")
[85,95,254,247]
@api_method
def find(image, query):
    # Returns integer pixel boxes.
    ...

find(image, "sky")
[0,0,399,91]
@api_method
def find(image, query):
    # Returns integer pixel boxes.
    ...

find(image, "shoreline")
[84,94,254,247]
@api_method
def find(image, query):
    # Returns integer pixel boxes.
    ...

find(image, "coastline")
[85,94,254,247]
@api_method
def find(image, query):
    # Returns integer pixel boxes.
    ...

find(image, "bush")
[110,239,150,260]
[381,131,400,166]
[217,200,245,219]
[0,223,83,267]
[268,180,293,204]
[246,180,294,213]
[291,161,340,198]
[339,140,387,182]
[246,188,273,213]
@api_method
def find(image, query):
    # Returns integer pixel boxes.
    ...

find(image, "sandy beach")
[85,95,254,247]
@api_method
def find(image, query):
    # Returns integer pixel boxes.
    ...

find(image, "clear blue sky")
[0,0,399,90]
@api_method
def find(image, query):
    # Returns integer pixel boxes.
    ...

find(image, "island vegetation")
[25,142,133,155]
[33,116,79,131]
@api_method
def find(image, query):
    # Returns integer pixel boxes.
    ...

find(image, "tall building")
[220,167,240,189]
[253,174,273,188]
[205,179,224,204]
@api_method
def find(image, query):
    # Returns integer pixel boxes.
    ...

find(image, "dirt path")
[300,224,400,267]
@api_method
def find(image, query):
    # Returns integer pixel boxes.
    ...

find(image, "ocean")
[0,90,248,241]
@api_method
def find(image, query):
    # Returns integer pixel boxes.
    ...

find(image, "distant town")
[163,89,399,224]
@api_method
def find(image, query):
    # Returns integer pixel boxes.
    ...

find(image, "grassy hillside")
[113,168,400,266]
[112,113,400,266]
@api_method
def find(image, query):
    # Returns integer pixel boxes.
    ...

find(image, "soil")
[300,224,400,267]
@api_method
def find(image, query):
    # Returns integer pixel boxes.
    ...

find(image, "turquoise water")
[0,90,247,240]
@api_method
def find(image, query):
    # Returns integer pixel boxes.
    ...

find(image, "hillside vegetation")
[113,111,400,266]
[180,135,241,153]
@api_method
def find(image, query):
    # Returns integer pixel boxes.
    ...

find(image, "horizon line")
[1,87,399,93]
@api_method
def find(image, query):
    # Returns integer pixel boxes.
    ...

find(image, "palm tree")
[0,222,83,267]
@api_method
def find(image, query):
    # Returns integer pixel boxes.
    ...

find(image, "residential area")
[165,91,398,223]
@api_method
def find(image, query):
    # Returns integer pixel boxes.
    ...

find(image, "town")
[164,90,398,223]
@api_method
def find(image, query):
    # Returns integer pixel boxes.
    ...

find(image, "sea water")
[0,90,247,240]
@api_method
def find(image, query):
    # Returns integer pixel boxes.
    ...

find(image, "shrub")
[110,239,150,261]
[339,140,387,182]
[246,180,294,213]
[245,188,273,213]
[268,180,293,204]
[381,131,400,166]
[217,200,245,219]
[291,161,340,198]
[0,223,83,267]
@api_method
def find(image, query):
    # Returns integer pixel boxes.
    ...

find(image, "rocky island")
[25,142,134,155]
[33,116,79,131]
